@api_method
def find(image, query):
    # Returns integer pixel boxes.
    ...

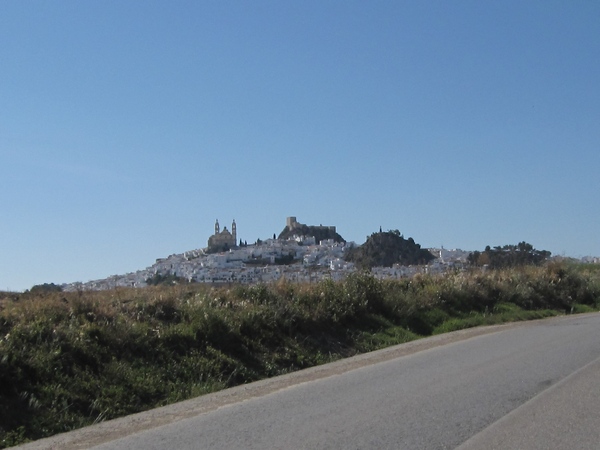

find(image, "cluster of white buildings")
[369,247,470,280]
[581,256,600,264]
[61,235,472,292]
[60,217,478,291]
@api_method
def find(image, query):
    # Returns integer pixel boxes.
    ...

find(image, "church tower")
[232,219,237,244]
[215,219,220,235]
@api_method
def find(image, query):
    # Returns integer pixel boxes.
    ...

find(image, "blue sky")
[1,1,599,291]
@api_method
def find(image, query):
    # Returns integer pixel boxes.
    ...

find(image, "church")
[207,219,237,251]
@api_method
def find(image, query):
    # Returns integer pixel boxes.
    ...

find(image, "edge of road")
[456,353,600,450]
[12,313,599,450]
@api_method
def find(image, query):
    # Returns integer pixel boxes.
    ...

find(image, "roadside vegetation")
[1,261,599,447]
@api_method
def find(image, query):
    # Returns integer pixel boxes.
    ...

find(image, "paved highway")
[16,313,600,450]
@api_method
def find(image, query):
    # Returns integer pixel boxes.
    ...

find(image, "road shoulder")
[456,355,600,450]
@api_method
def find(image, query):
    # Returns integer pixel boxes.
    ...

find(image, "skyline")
[1,1,599,291]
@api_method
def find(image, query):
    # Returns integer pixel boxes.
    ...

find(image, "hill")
[344,230,435,269]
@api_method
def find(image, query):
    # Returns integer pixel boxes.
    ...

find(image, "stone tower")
[215,219,220,235]
[232,219,237,244]
[286,216,298,230]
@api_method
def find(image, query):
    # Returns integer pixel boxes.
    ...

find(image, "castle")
[286,216,336,233]
[208,219,237,251]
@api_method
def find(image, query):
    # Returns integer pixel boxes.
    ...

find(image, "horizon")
[2,1,599,291]
[6,216,597,292]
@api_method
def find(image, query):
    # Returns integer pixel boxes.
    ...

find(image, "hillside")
[344,230,435,269]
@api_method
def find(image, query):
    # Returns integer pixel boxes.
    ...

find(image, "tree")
[467,242,551,268]
[29,283,63,294]
[146,273,187,286]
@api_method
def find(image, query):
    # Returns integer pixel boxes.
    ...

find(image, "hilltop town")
[60,217,470,291]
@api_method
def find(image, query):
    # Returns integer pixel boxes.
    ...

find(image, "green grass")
[0,262,599,447]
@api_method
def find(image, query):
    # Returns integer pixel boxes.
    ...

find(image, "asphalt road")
[15,313,600,450]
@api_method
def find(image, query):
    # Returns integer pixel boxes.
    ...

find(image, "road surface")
[15,313,600,449]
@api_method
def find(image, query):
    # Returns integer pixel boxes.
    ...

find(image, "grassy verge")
[1,262,599,447]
